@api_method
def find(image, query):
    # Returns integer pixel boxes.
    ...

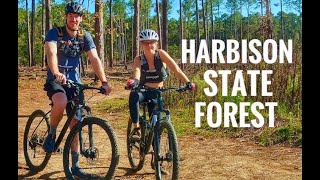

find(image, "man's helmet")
[139,29,159,41]
[65,1,84,15]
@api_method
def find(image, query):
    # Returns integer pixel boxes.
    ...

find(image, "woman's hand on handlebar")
[186,82,196,90]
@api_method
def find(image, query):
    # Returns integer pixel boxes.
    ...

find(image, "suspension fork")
[153,109,171,163]
[77,105,93,155]
[153,112,161,163]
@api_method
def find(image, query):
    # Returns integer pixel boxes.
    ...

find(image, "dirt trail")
[18,77,302,180]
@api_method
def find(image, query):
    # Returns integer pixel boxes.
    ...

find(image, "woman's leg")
[129,91,145,128]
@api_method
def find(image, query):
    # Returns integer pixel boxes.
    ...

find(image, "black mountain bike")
[126,85,190,180]
[23,80,119,179]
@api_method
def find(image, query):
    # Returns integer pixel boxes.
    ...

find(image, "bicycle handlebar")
[60,79,106,94]
[125,85,190,93]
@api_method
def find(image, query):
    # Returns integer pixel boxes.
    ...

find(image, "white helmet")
[139,29,159,41]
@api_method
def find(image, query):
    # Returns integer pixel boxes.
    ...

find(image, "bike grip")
[100,87,106,94]
[191,82,196,90]
[186,82,196,90]
[127,79,135,87]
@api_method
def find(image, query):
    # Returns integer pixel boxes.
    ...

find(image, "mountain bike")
[23,79,119,179]
[126,85,190,180]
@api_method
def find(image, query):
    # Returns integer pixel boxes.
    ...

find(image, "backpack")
[56,26,86,52]
[43,27,85,69]
[55,26,86,77]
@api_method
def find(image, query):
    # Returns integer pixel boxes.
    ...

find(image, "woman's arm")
[158,49,190,83]
[133,56,141,80]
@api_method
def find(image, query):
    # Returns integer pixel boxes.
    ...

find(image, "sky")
[20,0,300,19]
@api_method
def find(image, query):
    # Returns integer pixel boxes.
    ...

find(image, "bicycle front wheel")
[63,117,119,179]
[23,109,51,172]
[154,119,179,180]
[127,117,145,172]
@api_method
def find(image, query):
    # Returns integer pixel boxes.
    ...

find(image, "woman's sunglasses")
[141,41,156,45]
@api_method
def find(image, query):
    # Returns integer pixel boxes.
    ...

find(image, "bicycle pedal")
[55,148,63,154]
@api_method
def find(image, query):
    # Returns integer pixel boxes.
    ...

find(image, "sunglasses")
[141,41,156,45]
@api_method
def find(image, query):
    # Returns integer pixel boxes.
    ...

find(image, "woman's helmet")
[139,29,159,41]
[65,1,84,15]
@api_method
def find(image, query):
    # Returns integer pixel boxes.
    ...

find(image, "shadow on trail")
[18,165,37,179]
[115,166,154,178]
[18,165,64,180]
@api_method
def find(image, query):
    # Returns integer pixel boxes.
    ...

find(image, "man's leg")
[43,92,67,153]
[68,116,93,178]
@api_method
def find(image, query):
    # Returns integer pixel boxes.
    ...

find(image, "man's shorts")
[44,80,83,118]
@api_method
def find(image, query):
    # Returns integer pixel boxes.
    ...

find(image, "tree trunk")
[265,0,273,39]
[31,0,35,66]
[42,0,46,69]
[45,0,51,32]
[210,0,214,40]
[95,0,105,68]
[26,0,31,67]
[201,0,207,41]
[179,0,184,71]
[162,0,168,51]
[109,0,113,67]
[132,0,140,59]
[195,0,200,51]
[240,0,243,41]
[156,0,162,49]
[280,0,284,40]
[124,21,127,69]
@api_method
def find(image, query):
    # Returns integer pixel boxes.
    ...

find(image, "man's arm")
[45,41,66,83]
[87,48,108,84]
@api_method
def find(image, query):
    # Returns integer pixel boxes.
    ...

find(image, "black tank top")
[140,51,168,84]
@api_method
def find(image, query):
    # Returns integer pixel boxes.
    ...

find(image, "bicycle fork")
[76,106,96,159]
[152,110,171,171]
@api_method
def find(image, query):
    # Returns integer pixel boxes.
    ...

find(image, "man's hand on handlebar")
[54,72,67,84]
[101,81,112,95]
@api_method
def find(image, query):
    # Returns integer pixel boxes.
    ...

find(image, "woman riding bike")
[127,29,195,140]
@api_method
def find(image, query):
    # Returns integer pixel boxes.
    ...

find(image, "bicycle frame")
[139,90,171,157]
[39,81,100,156]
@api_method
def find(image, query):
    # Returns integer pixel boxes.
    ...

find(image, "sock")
[49,126,57,136]
[71,151,80,168]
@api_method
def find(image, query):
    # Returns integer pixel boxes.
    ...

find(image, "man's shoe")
[42,134,56,153]
[131,128,141,141]
[71,166,92,179]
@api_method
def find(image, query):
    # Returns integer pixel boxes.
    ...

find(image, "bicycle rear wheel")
[127,117,145,172]
[154,119,179,180]
[23,109,51,172]
[63,117,119,179]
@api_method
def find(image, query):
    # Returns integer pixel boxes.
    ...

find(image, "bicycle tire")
[127,117,145,172]
[23,109,51,172]
[154,119,179,180]
[63,117,119,179]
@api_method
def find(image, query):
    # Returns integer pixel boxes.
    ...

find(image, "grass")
[93,95,302,147]
[95,97,129,113]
